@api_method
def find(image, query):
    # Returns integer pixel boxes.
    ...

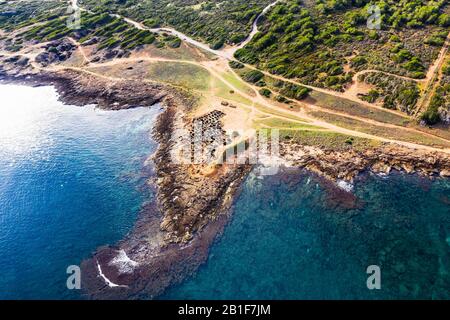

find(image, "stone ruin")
[188,110,228,164]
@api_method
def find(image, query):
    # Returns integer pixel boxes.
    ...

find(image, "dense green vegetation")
[422,92,445,124]
[17,11,158,51]
[259,87,272,97]
[279,82,311,100]
[235,0,449,92]
[1,0,448,122]
[359,89,380,103]
[232,63,311,102]
[0,0,65,32]
[242,69,265,83]
[82,0,274,48]
[0,1,69,52]
[359,72,421,114]
[0,0,180,55]
[422,59,450,125]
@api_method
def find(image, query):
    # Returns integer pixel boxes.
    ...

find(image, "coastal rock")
[440,169,450,177]
[24,69,254,299]
[280,142,450,183]
[401,163,415,174]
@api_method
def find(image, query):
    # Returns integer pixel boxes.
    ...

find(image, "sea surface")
[0,85,160,299]
[163,171,450,300]
[0,85,449,300]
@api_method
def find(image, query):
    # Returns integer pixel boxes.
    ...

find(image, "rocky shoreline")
[0,69,169,110]
[1,62,449,299]
[280,141,450,184]
[0,66,252,299]
[80,93,252,299]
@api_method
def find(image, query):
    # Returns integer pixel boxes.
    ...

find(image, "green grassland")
[310,110,450,148]
[307,90,411,126]
[254,117,325,130]
[264,128,381,151]
[220,70,257,97]
[146,61,211,90]
[212,76,254,105]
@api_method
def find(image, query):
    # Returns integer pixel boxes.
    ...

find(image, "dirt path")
[353,69,425,83]
[116,11,409,117]
[70,55,450,149]
[424,30,450,83]
[74,0,450,122]
[67,37,90,64]
[220,0,281,58]
[6,1,450,153]
[105,14,231,59]
[3,41,450,152]
[300,99,450,144]
[98,0,281,60]
[240,62,411,118]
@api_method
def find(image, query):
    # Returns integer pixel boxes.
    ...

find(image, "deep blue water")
[164,171,450,300]
[0,85,160,299]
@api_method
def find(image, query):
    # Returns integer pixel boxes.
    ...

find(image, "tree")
[259,88,272,97]
[438,13,450,27]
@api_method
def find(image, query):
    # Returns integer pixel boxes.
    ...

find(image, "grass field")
[212,76,254,105]
[254,117,324,131]
[309,111,450,149]
[146,61,211,91]
[307,91,410,127]
[220,70,256,97]
[269,129,381,151]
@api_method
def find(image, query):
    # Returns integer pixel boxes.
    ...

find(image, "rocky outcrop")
[35,39,76,66]
[438,106,450,125]
[280,142,450,183]
[0,67,169,110]
[0,65,252,299]
[80,90,251,299]
[3,55,29,68]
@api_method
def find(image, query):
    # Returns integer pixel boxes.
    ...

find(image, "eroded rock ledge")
[281,142,450,183]
[80,104,251,299]
[76,85,252,299]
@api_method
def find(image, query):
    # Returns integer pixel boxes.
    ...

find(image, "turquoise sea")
[164,171,450,299]
[0,85,449,299]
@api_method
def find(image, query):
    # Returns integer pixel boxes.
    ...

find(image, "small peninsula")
[0,0,449,299]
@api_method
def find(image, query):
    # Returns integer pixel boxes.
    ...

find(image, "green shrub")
[259,88,272,97]
[210,38,224,50]
[350,55,367,68]
[280,83,310,100]
[229,61,244,69]
[242,70,264,83]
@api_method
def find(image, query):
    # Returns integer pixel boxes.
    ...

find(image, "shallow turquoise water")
[164,171,450,300]
[0,85,160,299]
